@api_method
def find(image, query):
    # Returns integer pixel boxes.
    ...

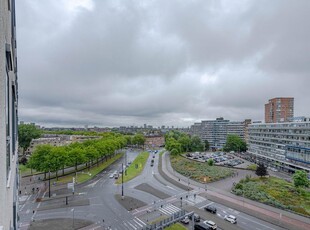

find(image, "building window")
[6,71,11,180]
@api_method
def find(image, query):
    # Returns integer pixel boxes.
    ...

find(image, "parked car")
[109,174,114,179]
[224,215,237,224]
[189,213,200,222]
[204,205,217,214]
[180,216,190,224]
[203,220,217,229]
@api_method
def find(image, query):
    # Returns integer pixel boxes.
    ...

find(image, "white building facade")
[190,117,248,150]
[0,0,19,229]
[248,119,310,172]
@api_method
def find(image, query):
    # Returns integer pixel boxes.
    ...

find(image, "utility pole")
[122,163,124,200]
[48,167,51,198]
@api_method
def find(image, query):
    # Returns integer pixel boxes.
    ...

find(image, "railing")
[143,210,193,230]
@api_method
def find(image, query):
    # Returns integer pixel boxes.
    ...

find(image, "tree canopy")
[27,133,127,179]
[293,170,309,188]
[256,163,268,177]
[18,123,42,153]
[165,131,205,155]
[223,134,247,152]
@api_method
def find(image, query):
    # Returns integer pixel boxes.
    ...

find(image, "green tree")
[256,163,268,177]
[293,170,309,188]
[85,146,99,169]
[47,147,66,180]
[223,134,247,152]
[18,124,42,154]
[67,146,86,172]
[27,144,52,178]
[132,133,146,147]
[179,135,191,152]
[207,158,214,166]
[190,136,204,152]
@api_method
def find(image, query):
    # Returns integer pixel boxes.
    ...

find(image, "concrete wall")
[0,0,18,229]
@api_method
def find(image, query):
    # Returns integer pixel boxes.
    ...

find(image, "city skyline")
[16,0,310,127]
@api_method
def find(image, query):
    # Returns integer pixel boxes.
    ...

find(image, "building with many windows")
[190,118,250,150]
[248,118,310,172]
[265,97,294,123]
[0,0,19,229]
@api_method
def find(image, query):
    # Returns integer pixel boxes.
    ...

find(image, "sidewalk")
[161,152,310,230]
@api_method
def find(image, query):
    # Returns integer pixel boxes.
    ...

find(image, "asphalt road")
[18,149,307,230]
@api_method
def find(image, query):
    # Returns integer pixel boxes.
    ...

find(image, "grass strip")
[164,223,187,230]
[116,151,149,184]
[54,153,123,184]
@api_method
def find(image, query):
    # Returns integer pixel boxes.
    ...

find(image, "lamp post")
[71,208,75,229]
[125,151,127,176]
[48,166,51,198]
[121,163,124,200]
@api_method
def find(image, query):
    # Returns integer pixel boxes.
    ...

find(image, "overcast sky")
[16,0,310,128]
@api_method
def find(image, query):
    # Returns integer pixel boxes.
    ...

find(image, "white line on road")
[165,185,178,191]
[127,221,137,230]
[198,202,214,209]
[134,217,146,226]
[133,219,143,227]
[239,215,276,230]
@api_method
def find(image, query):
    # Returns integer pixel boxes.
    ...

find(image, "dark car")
[189,213,200,222]
[194,223,212,230]
[204,205,217,214]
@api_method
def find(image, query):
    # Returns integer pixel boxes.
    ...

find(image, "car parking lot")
[185,152,245,168]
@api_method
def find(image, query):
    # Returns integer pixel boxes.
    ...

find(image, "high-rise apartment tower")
[265,97,294,123]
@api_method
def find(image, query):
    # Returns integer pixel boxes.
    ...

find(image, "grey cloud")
[16,0,310,127]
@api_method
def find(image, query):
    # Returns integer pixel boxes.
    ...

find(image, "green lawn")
[19,164,39,176]
[171,155,233,183]
[116,151,149,184]
[55,153,124,184]
[232,176,310,216]
[164,223,187,230]
[246,164,257,171]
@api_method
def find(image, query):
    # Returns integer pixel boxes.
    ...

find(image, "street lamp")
[48,164,51,198]
[71,208,75,229]
[125,151,127,176]
[121,163,124,200]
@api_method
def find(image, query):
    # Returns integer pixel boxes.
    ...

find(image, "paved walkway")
[161,152,310,230]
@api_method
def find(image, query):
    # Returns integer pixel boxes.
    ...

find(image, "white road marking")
[198,202,214,209]
[127,221,137,229]
[165,185,178,191]
[239,215,276,230]
[134,217,146,226]
[133,219,143,227]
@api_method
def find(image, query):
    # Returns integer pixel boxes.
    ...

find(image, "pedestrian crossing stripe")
[121,217,146,230]
[159,204,181,215]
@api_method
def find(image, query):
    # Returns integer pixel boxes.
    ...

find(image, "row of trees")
[18,123,146,153]
[165,131,207,155]
[125,133,145,147]
[27,133,129,180]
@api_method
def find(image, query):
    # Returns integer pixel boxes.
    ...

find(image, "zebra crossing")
[118,217,146,230]
[158,204,181,215]
[186,194,206,204]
